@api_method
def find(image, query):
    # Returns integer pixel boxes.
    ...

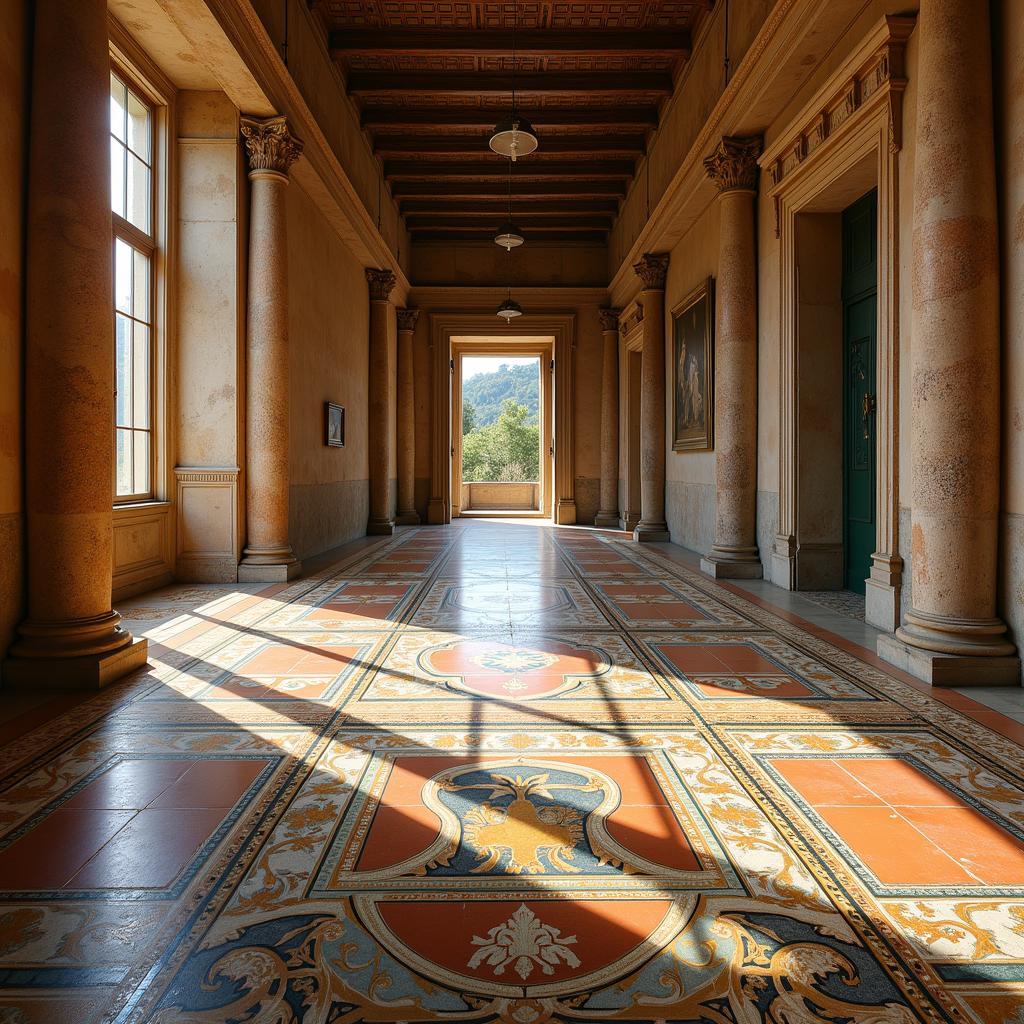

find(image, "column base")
[619,512,640,532]
[395,510,421,526]
[700,549,763,579]
[238,548,302,582]
[633,521,670,543]
[877,632,1020,687]
[594,511,620,528]
[367,518,395,536]
[4,637,148,690]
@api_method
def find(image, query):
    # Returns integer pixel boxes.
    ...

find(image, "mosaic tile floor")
[1,520,1023,1023]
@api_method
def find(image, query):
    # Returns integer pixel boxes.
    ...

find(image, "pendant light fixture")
[489,1,538,160]
[494,156,524,250]
[496,293,523,320]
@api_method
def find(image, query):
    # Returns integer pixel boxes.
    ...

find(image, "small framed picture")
[325,402,345,447]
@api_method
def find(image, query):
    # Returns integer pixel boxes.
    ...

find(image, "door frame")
[426,313,577,526]
[760,15,912,630]
[451,340,553,518]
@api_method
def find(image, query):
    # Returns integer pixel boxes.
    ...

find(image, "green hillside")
[462,362,539,427]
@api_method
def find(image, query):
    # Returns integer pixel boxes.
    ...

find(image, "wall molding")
[762,15,915,632]
[174,466,240,582]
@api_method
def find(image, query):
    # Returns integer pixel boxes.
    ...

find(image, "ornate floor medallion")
[2,522,1024,1022]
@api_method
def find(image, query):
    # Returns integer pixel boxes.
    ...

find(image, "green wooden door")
[842,191,877,594]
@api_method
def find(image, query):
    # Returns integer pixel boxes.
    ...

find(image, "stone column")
[633,253,671,542]
[700,136,763,579]
[395,307,420,525]
[5,0,147,688]
[878,0,1018,685]
[595,308,622,527]
[367,269,397,535]
[238,116,303,582]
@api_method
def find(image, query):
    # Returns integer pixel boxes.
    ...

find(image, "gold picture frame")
[672,277,714,452]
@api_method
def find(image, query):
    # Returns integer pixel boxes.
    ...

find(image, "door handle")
[862,392,876,441]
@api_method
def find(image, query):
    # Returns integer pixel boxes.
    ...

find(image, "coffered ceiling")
[320,3,709,245]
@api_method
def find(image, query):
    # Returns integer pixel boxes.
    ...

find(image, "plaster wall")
[174,91,245,581]
[663,200,719,555]
[0,1,28,680]
[286,178,370,558]
[248,0,408,272]
[609,0,772,274]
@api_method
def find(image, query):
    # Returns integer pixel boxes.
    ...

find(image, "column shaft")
[6,0,146,688]
[595,309,621,528]
[395,308,420,525]
[701,139,763,579]
[879,0,1018,685]
[367,269,397,535]
[633,254,670,542]
[239,117,302,582]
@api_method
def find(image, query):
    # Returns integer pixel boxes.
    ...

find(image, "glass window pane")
[126,154,150,232]
[132,249,150,322]
[133,323,149,429]
[115,313,131,427]
[116,428,132,496]
[133,431,150,496]
[110,73,126,142]
[110,138,126,219]
[126,89,151,163]
[114,238,132,314]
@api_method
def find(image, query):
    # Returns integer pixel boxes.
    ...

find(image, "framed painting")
[672,277,714,452]
[325,402,345,448]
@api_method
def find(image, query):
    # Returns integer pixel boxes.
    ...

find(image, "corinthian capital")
[597,308,621,332]
[704,136,763,193]
[366,267,397,302]
[633,253,670,291]
[240,115,303,177]
[396,307,420,332]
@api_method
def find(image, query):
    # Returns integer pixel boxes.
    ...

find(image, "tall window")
[110,70,154,501]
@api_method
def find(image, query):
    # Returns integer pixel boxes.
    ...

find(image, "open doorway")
[451,338,553,518]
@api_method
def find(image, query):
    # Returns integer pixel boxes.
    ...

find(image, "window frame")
[108,34,173,507]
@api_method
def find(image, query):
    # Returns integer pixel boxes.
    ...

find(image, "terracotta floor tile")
[901,805,1024,885]
[813,805,975,885]
[67,807,226,889]
[149,759,269,809]
[839,758,963,807]
[0,809,136,889]
[772,759,884,806]
[63,759,195,810]
[355,802,444,872]
[656,644,728,674]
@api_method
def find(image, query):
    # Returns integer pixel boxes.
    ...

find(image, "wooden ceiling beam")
[361,107,659,129]
[405,216,613,231]
[384,160,635,179]
[398,200,620,215]
[412,230,608,244]
[373,135,647,156]
[348,71,673,97]
[390,180,626,198]
[331,29,690,58]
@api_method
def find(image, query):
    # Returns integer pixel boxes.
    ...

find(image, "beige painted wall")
[286,178,370,558]
[663,200,719,553]
[609,0,773,274]
[249,0,408,273]
[0,0,28,680]
[174,91,245,582]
